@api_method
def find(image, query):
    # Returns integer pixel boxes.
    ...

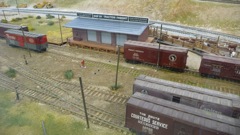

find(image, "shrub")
[36,16,41,19]
[46,14,55,19]
[64,70,74,80]
[5,68,16,78]
[61,15,66,19]
[16,17,22,21]
[110,84,122,90]
[1,19,8,23]
[28,26,35,31]
[28,15,33,18]
[47,21,54,26]
[23,17,28,19]
[11,18,17,22]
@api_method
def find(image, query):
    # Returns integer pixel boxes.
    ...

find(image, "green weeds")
[5,68,16,78]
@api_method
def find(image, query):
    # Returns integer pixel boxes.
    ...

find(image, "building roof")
[64,17,149,36]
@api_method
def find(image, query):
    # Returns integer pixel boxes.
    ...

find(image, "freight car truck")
[125,92,240,135]
[124,40,188,71]
[5,29,48,52]
[199,54,240,81]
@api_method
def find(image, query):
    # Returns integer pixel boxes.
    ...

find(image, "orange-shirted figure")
[81,60,86,68]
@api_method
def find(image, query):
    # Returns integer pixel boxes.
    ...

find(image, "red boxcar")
[199,54,240,81]
[125,92,240,135]
[124,40,188,71]
[5,29,48,52]
[0,23,28,38]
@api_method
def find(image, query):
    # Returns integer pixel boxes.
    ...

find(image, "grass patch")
[1,19,8,23]
[0,88,123,135]
[5,68,16,78]
[9,17,72,44]
[47,21,54,26]
[64,70,74,80]
[110,84,122,90]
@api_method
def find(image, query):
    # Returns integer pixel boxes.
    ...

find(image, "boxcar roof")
[5,29,45,38]
[129,92,240,135]
[136,75,240,108]
[0,23,27,29]
[64,17,148,36]
[203,54,240,65]
[134,79,236,108]
[125,40,188,53]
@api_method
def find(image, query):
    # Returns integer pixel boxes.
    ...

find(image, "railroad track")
[151,21,240,43]
[1,41,239,95]
[0,73,130,133]
[1,8,239,44]
[48,45,240,95]
[199,0,240,4]
[0,54,131,134]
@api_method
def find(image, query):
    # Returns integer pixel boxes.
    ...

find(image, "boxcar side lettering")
[152,120,168,129]
[131,113,151,123]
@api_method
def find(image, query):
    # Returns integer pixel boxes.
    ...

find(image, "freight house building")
[65,13,149,47]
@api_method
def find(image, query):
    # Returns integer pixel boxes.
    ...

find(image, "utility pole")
[160,24,163,40]
[23,55,28,65]
[114,46,120,90]
[157,43,160,70]
[21,26,31,57]
[79,77,90,128]
[58,14,63,44]
[15,0,20,15]
[15,86,19,100]
[42,121,47,135]
[2,10,6,20]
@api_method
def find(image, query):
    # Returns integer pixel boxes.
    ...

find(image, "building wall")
[127,35,138,41]
[96,31,101,43]
[138,26,149,41]
[72,26,149,45]
[73,28,87,41]
[111,33,116,46]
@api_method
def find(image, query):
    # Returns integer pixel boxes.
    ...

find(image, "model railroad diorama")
[0,1,240,134]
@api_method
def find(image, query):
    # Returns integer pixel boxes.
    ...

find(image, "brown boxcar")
[0,23,28,38]
[5,29,48,52]
[125,92,240,135]
[124,40,188,71]
[199,54,240,81]
[134,75,240,119]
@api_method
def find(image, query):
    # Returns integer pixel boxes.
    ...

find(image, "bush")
[110,84,122,90]
[1,19,8,23]
[5,68,16,78]
[23,17,28,19]
[16,17,22,21]
[64,70,74,80]
[36,16,41,19]
[28,26,35,31]
[46,14,55,19]
[61,15,66,19]
[11,18,17,22]
[47,21,54,26]
[28,15,33,18]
